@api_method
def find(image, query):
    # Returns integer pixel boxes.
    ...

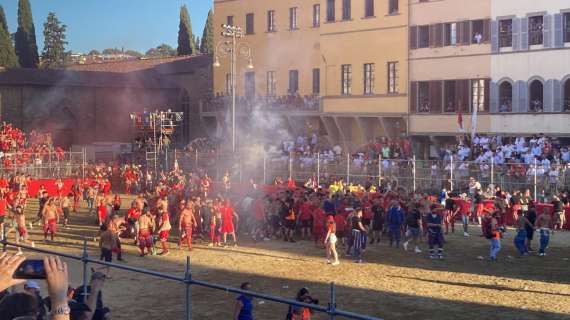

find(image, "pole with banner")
[450,155,454,191]
[317,153,321,187]
[412,155,417,193]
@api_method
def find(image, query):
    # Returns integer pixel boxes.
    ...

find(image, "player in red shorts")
[312,203,326,248]
[157,207,172,255]
[137,210,154,257]
[55,179,64,198]
[97,199,108,226]
[14,206,34,254]
[178,201,197,251]
[71,179,82,212]
[41,198,58,242]
[221,200,238,247]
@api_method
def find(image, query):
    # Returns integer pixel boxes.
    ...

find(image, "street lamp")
[213,24,254,153]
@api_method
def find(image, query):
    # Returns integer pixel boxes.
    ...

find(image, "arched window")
[499,81,512,112]
[562,78,570,112]
[529,80,543,112]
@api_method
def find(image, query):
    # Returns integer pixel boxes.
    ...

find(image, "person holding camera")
[286,288,317,320]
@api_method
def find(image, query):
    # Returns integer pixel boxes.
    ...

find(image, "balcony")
[200,94,322,115]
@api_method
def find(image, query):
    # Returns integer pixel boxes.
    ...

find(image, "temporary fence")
[0,150,87,179]
[168,151,570,200]
[0,238,382,320]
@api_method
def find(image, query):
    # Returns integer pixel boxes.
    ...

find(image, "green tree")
[14,0,39,68]
[200,9,214,54]
[177,5,196,55]
[145,44,176,58]
[87,49,100,55]
[0,5,19,67]
[125,50,143,58]
[41,12,67,68]
[102,48,122,55]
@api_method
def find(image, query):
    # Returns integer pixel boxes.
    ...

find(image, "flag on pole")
[457,108,464,132]
[471,103,478,140]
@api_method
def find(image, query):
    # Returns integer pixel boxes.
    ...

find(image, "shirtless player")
[535,212,552,257]
[178,201,197,251]
[61,193,71,229]
[157,207,172,256]
[41,198,59,242]
[138,210,154,257]
[14,206,34,254]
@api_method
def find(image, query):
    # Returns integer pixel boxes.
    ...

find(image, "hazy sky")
[2,0,212,54]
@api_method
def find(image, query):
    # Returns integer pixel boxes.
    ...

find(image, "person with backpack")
[483,211,502,262]
[387,201,405,248]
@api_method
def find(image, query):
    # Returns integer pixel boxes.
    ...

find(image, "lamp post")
[213,24,254,154]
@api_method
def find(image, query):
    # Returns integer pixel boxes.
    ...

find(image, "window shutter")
[462,21,471,45]
[429,81,443,113]
[484,79,490,112]
[491,20,499,53]
[554,13,563,48]
[435,23,444,47]
[513,80,520,112]
[553,80,562,112]
[544,79,553,112]
[520,17,529,50]
[518,80,528,112]
[429,24,436,47]
[456,80,469,113]
[512,18,520,51]
[410,81,418,112]
[410,26,418,49]
[543,14,552,48]
[490,81,499,113]
[483,19,491,42]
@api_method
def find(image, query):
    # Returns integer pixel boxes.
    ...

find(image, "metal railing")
[0,238,382,320]
[0,151,87,179]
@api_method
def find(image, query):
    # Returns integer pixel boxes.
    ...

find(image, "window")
[458,20,471,45]
[387,62,398,94]
[267,10,276,32]
[418,25,430,48]
[313,4,321,27]
[312,68,320,95]
[342,0,351,20]
[529,16,543,46]
[327,0,335,22]
[245,72,255,98]
[499,82,513,112]
[499,19,513,48]
[227,16,234,26]
[289,70,299,94]
[289,7,298,30]
[444,22,457,46]
[562,79,570,112]
[563,12,570,42]
[471,20,484,44]
[418,82,430,112]
[267,71,276,96]
[246,13,254,34]
[529,80,544,112]
[389,0,399,15]
[364,0,374,17]
[471,79,488,112]
[444,80,456,112]
[363,63,375,95]
[341,64,352,95]
[225,73,231,94]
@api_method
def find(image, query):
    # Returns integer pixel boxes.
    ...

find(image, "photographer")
[286,288,317,320]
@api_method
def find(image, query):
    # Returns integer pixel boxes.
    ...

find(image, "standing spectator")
[402,203,422,254]
[551,195,565,231]
[426,208,445,259]
[324,217,339,266]
[350,208,367,263]
[525,203,537,252]
[233,282,253,320]
[387,201,405,248]
[535,212,552,257]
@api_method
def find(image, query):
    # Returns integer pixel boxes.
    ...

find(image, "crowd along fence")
[0,238,382,320]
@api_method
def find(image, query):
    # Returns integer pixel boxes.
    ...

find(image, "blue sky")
[2,0,212,54]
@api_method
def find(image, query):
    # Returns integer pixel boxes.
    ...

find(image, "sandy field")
[5,197,570,320]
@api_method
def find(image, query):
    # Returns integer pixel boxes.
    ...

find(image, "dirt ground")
[6,197,570,320]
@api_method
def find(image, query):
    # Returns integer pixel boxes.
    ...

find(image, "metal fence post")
[490,156,494,187]
[329,282,336,320]
[412,155,417,193]
[82,238,89,300]
[450,155,454,192]
[533,158,538,201]
[378,154,382,188]
[185,256,192,320]
[263,152,267,185]
[82,147,86,180]
[289,152,293,181]
[346,154,350,185]
[195,149,198,168]
[317,153,321,187]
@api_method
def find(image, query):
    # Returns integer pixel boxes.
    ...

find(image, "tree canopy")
[0,5,19,68]
[14,0,39,68]
[145,44,176,58]
[200,9,214,54]
[41,12,67,68]
[177,5,196,55]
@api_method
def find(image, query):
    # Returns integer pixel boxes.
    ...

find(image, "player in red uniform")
[221,200,238,247]
[157,208,172,256]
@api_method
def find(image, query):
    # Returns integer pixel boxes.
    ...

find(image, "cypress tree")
[200,9,214,54]
[177,5,196,55]
[41,12,67,68]
[14,0,39,68]
[0,5,19,68]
